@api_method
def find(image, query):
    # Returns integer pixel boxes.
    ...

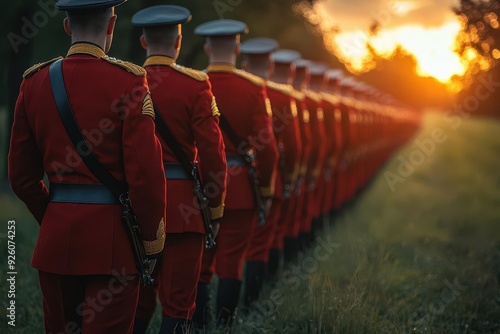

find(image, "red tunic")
[8,43,166,275]
[144,56,227,234]
[206,64,279,209]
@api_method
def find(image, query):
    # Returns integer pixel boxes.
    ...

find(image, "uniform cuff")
[260,185,275,197]
[286,163,301,183]
[209,203,225,220]
[143,218,166,256]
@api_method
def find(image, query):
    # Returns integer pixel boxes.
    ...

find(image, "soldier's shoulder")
[234,69,265,86]
[23,57,63,79]
[170,64,208,82]
[266,81,293,97]
[303,89,321,102]
[102,56,146,76]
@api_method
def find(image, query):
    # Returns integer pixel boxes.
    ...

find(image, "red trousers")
[136,233,204,321]
[199,209,256,283]
[246,199,282,262]
[38,271,139,334]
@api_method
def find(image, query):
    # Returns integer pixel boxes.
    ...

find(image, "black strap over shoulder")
[153,103,196,179]
[49,59,127,198]
[218,114,248,158]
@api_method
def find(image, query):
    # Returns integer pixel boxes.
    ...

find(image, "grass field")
[1,112,500,333]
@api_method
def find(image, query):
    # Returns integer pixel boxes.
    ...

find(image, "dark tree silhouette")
[454,0,500,117]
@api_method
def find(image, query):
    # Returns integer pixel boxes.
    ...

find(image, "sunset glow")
[295,1,477,91]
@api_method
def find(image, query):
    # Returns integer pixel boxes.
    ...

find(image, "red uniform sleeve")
[322,101,338,169]
[298,99,312,179]
[252,87,279,197]
[280,98,302,183]
[121,76,166,256]
[306,99,327,183]
[191,81,227,219]
[8,81,49,224]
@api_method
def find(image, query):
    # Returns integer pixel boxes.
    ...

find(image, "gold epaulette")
[303,89,322,102]
[291,89,305,101]
[266,81,293,97]
[321,92,341,105]
[234,69,265,86]
[23,57,63,78]
[341,96,356,107]
[102,56,146,76]
[170,64,208,82]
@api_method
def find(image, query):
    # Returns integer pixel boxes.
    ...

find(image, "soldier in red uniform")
[285,58,313,262]
[193,19,279,328]
[324,69,345,215]
[308,62,335,234]
[294,59,328,251]
[8,0,166,333]
[131,5,227,333]
[266,49,304,275]
[240,38,302,305]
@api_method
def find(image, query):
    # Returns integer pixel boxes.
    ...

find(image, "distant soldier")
[193,19,279,327]
[324,69,346,214]
[240,38,302,305]
[308,62,335,232]
[267,49,306,273]
[131,5,227,333]
[8,0,166,333]
[295,60,327,250]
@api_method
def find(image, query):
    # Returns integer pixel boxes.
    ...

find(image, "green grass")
[1,113,500,333]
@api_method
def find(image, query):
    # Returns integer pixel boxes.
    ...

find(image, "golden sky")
[297,0,475,90]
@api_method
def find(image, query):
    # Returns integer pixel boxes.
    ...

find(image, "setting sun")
[295,0,477,91]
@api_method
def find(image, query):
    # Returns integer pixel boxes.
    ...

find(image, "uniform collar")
[206,63,236,73]
[143,55,176,67]
[67,42,106,58]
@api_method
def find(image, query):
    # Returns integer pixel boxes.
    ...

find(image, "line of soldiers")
[7,1,420,334]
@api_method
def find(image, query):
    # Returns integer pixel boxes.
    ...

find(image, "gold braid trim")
[143,218,166,255]
[206,64,264,86]
[23,57,63,78]
[211,96,221,117]
[67,43,105,58]
[266,81,293,97]
[142,93,155,119]
[206,64,237,73]
[143,55,175,67]
[145,56,208,81]
[102,56,146,76]
[209,203,225,220]
[303,89,322,102]
[260,184,276,198]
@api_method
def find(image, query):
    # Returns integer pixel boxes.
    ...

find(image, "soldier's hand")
[210,218,222,239]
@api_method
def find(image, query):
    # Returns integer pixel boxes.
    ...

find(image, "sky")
[317,0,460,30]
[297,0,471,90]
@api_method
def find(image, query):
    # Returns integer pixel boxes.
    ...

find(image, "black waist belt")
[226,155,246,167]
[49,183,119,205]
[164,162,191,180]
